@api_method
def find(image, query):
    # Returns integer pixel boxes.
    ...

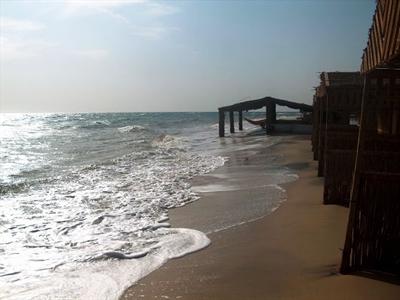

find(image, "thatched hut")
[312,72,363,205]
[341,0,400,275]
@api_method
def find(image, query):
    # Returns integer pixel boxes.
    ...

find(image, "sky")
[0,0,375,113]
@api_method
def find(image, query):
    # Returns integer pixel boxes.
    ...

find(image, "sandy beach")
[121,135,400,300]
[3,2,399,299]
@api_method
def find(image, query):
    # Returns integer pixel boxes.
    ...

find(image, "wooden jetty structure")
[218,97,312,137]
[341,0,400,275]
[312,72,363,206]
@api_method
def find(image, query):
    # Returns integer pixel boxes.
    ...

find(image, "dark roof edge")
[218,96,312,112]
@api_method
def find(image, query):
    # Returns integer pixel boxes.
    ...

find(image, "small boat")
[244,117,266,128]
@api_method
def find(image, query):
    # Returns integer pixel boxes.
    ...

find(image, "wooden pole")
[317,97,326,177]
[218,109,225,137]
[268,102,277,123]
[313,97,320,160]
[265,105,269,135]
[266,102,275,135]
[238,110,243,131]
[229,110,235,134]
[340,74,368,273]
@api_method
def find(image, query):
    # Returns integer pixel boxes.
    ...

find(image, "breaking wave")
[0,113,226,299]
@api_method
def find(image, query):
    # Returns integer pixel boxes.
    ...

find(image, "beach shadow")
[308,264,341,278]
[349,270,400,286]
[314,265,400,285]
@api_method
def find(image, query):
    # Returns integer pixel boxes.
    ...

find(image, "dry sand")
[121,135,400,300]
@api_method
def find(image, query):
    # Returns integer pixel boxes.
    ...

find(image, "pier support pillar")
[266,102,276,135]
[238,110,243,131]
[268,102,277,123]
[229,110,235,133]
[218,109,225,137]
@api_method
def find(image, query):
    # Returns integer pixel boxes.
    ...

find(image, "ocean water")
[0,112,298,299]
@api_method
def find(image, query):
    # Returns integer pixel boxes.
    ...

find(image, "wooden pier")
[218,97,312,137]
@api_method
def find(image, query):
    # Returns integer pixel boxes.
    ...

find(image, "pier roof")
[218,96,312,113]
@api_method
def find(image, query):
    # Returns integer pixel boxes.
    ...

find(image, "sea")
[0,112,299,299]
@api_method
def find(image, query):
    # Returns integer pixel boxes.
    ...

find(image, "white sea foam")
[151,134,187,150]
[267,183,287,193]
[0,126,225,299]
[117,125,145,133]
[192,183,240,193]
[4,228,210,300]
[94,120,111,126]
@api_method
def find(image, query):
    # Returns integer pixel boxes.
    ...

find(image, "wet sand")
[121,135,400,300]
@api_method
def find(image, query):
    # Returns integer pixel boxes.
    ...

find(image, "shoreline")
[121,135,400,299]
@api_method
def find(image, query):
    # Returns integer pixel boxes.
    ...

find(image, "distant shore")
[121,135,400,300]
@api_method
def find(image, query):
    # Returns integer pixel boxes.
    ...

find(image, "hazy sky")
[0,0,375,113]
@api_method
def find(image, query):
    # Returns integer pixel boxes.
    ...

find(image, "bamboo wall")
[346,172,400,274]
[361,0,400,73]
[341,68,400,275]
[341,0,400,274]
[323,126,359,206]
[312,95,322,160]
[312,73,362,206]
